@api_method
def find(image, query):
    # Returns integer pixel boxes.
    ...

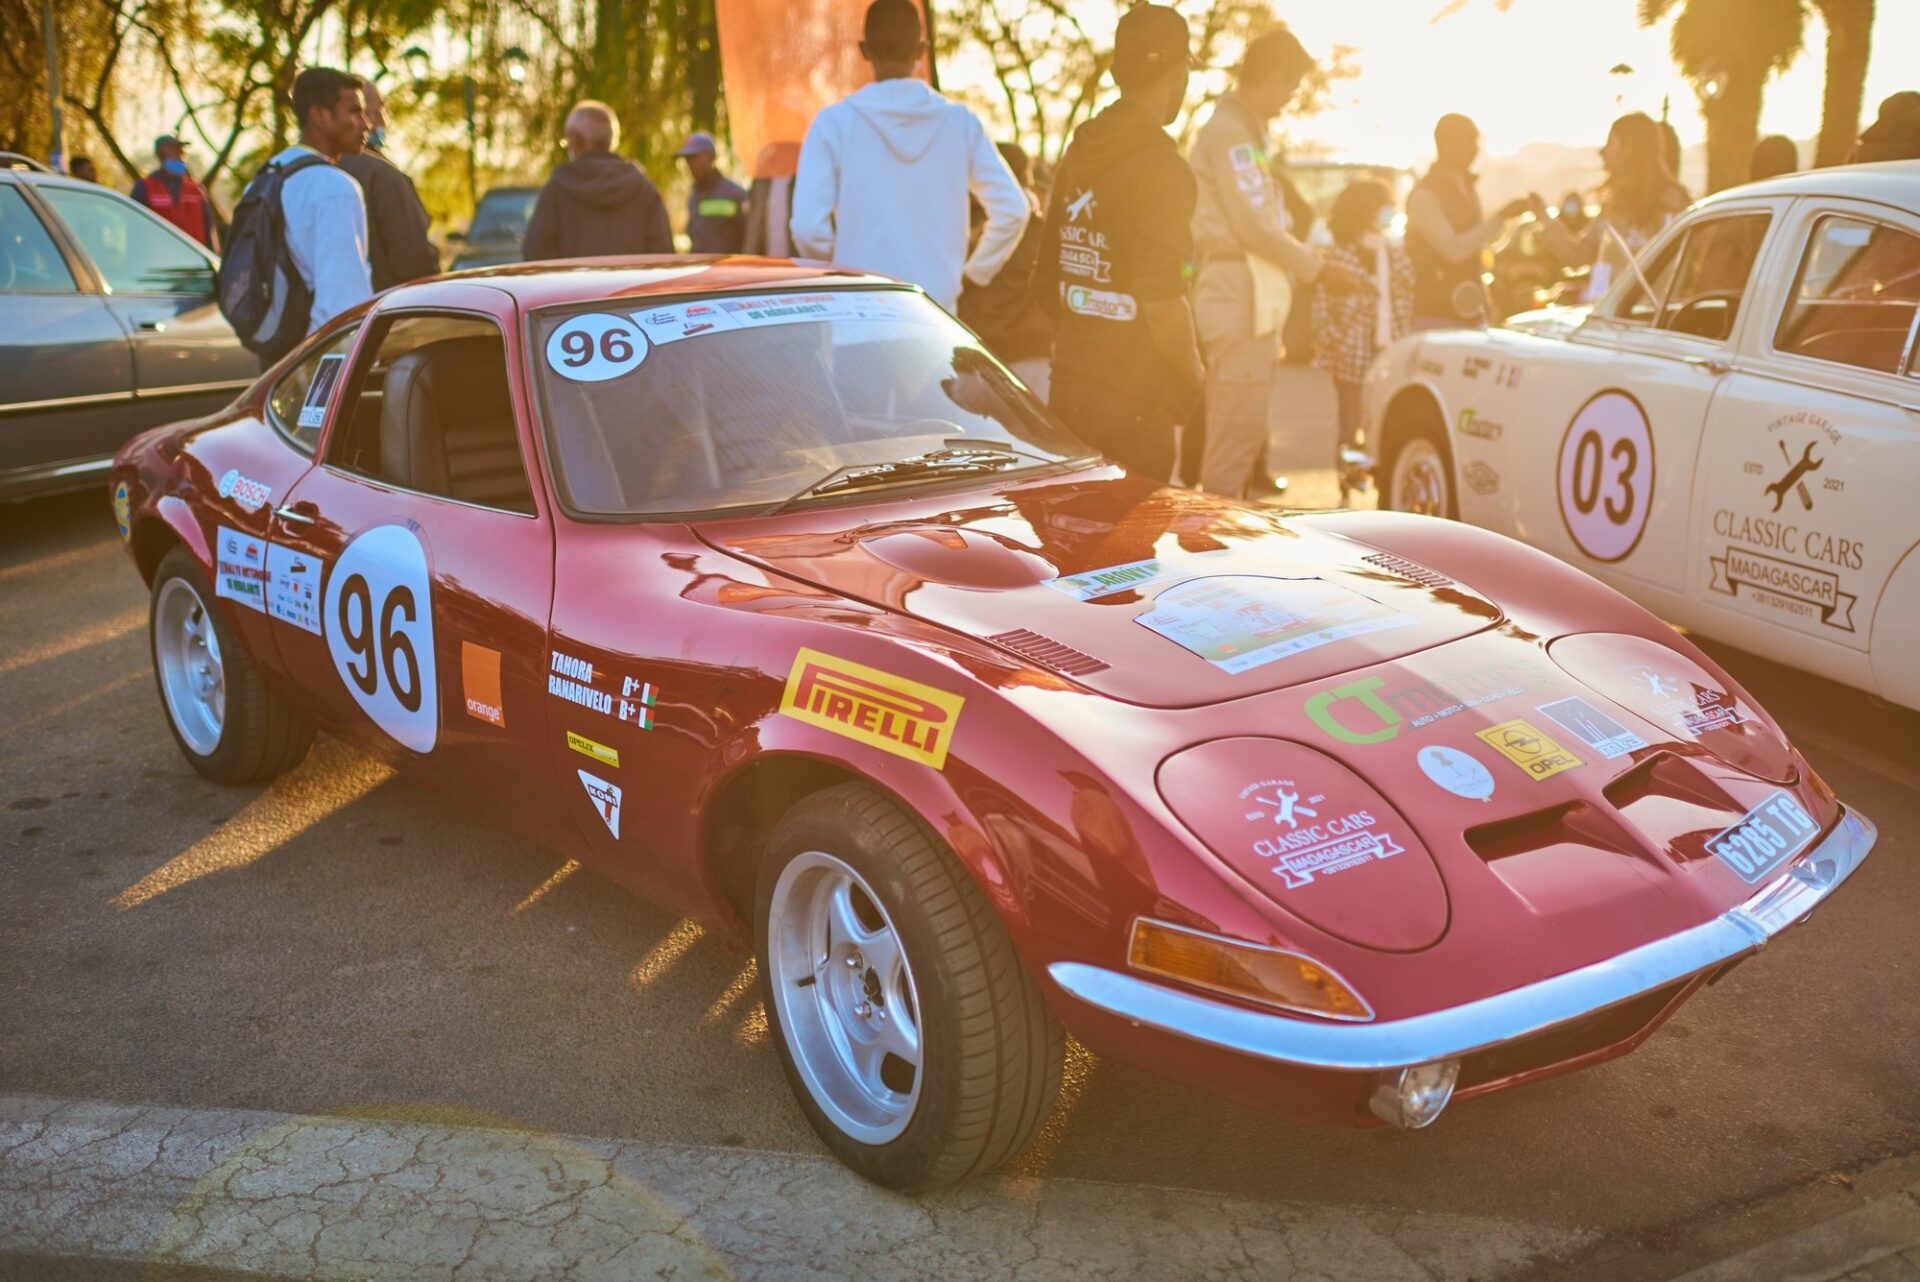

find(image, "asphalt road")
[3,484,1917,1281]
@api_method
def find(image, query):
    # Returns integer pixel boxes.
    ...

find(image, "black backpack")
[217,152,329,363]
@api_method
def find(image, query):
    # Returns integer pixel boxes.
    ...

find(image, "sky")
[1274,0,1919,168]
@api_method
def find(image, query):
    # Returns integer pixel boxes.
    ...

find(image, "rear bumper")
[1048,807,1875,1074]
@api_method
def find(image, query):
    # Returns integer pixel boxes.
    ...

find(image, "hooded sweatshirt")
[522,151,673,262]
[790,78,1027,312]
[1032,97,1197,414]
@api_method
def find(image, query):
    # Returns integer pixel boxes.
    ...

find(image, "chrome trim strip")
[0,391,127,415]
[1048,809,1875,1073]
[137,379,253,400]
[0,454,113,483]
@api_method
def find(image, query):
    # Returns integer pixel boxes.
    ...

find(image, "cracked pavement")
[3,479,1918,1281]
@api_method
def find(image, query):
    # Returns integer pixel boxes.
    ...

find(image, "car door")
[34,183,256,417]
[1692,198,1920,699]
[1498,203,1776,617]
[265,293,570,836]
[0,180,138,491]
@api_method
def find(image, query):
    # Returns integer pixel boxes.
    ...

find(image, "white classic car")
[1365,161,1920,712]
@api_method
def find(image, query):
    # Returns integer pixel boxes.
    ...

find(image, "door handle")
[135,319,168,333]
[274,502,317,525]
[1684,356,1732,375]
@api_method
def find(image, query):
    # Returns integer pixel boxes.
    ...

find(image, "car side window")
[1655,213,1770,341]
[0,186,78,292]
[268,324,362,452]
[35,186,214,295]
[326,312,536,515]
[1609,237,1681,325]
[1775,214,1920,376]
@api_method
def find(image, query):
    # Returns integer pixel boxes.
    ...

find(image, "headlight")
[1128,918,1373,1022]
[1549,633,1794,783]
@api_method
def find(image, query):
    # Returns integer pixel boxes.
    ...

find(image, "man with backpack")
[218,67,373,366]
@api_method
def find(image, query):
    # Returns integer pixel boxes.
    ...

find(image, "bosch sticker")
[217,469,273,512]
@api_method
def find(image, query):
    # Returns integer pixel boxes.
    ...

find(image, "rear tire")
[150,545,315,784]
[756,782,1063,1189]
[1382,402,1458,519]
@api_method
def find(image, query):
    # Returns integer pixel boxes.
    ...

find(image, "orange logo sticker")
[462,641,505,727]
[780,648,964,769]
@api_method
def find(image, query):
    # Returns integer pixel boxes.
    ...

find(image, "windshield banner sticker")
[629,291,924,348]
[1045,558,1172,601]
[1135,577,1416,675]
[780,648,964,770]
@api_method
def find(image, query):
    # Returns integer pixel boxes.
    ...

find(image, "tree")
[1811,0,1872,166]
[1639,0,1806,194]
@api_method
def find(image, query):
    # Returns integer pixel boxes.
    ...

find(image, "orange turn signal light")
[1128,918,1374,1022]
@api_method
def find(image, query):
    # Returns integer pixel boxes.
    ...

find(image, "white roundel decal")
[323,524,437,753]
[1556,390,1655,563]
[1416,744,1495,801]
[544,312,648,382]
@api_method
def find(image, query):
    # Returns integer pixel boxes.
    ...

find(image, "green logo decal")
[1305,676,1402,745]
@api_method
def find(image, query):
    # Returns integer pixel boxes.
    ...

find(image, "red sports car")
[112,259,1876,1189]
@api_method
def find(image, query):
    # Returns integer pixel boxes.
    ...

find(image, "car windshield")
[532,287,1090,516]
[470,190,538,241]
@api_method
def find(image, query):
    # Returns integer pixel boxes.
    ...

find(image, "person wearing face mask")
[1188,26,1367,500]
[1311,179,1412,494]
[132,135,216,249]
[336,79,441,292]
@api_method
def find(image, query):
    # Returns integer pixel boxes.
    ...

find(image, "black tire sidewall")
[1386,411,1457,520]
[753,789,982,1188]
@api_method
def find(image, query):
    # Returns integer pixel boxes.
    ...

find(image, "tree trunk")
[1813,0,1873,166]
[1702,68,1764,194]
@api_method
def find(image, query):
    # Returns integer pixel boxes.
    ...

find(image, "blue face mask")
[161,157,187,177]
[367,127,387,150]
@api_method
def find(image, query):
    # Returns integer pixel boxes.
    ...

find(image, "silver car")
[1,153,257,501]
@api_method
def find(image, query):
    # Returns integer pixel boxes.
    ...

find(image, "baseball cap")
[675,131,718,158]
[1113,4,1191,83]
[154,133,190,152]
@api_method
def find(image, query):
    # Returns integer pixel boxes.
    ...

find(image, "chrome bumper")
[1047,808,1876,1073]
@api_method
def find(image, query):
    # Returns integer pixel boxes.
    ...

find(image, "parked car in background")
[1365,161,1920,712]
[448,185,540,269]
[1,153,255,502]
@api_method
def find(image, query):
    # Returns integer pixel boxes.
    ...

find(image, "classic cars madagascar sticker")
[1707,412,1862,633]
[1237,777,1404,889]
[1619,661,1754,738]
[780,648,964,769]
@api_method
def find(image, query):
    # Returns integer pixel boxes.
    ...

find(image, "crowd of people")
[62,2,1920,481]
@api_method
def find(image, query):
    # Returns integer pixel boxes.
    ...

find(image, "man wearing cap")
[1188,27,1365,499]
[1031,3,1202,483]
[337,79,441,291]
[791,0,1026,312]
[132,135,216,248]
[675,131,749,255]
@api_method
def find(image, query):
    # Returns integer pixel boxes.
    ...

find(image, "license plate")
[1706,791,1821,884]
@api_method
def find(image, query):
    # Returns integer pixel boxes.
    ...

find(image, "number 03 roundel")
[324,525,438,753]
[1556,389,1655,563]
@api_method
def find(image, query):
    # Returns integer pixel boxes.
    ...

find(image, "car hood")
[697,473,1501,708]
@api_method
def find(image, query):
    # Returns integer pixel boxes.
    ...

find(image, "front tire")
[150,546,315,784]
[756,783,1063,1189]
[1382,403,1458,519]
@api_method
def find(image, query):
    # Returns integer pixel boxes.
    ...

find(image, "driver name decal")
[780,649,964,770]
[323,524,438,754]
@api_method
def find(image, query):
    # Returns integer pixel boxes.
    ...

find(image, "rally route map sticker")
[1557,389,1655,562]
[323,524,438,754]
[545,313,649,382]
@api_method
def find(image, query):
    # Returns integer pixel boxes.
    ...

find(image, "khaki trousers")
[1193,259,1278,498]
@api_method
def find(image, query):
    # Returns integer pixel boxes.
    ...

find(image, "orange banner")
[714,0,934,179]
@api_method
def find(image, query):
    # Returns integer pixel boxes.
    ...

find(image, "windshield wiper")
[762,448,1023,517]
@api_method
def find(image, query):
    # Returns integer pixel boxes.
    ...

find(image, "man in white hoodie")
[790,0,1028,313]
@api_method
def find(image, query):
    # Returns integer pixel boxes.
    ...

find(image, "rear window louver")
[1360,552,1454,589]
[988,628,1111,677]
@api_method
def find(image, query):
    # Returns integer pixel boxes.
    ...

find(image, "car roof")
[415,256,907,310]
[1697,158,1920,210]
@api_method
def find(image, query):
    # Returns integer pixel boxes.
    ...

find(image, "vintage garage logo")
[1708,412,1860,632]
[1236,778,1403,889]
[780,648,965,770]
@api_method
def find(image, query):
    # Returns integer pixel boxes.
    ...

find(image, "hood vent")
[1362,552,1453,590]
[988,628,1111,677]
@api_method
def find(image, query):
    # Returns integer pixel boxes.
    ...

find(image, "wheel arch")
[132,495,211,586]
[1868,537,1920,710]
[1378,383,1452,479]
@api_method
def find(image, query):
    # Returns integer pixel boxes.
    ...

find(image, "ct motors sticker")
[1304,656,1550,745]
[1707,412,1862,634]
[1557,390,1654,563]
[1706,790,1819,885]
[1064,286,1136,321]
[1237,777,1404,890]
[323,524,438,754]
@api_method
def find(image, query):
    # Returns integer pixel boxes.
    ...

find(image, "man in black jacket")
[523,101,674,261]
[336,80,440,292]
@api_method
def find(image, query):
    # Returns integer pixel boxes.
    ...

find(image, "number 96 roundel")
[324,525,438,753]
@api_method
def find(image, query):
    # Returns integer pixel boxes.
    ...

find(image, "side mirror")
[1451,280,1489,326]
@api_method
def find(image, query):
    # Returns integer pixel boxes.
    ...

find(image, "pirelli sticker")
[780,648,965,770]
